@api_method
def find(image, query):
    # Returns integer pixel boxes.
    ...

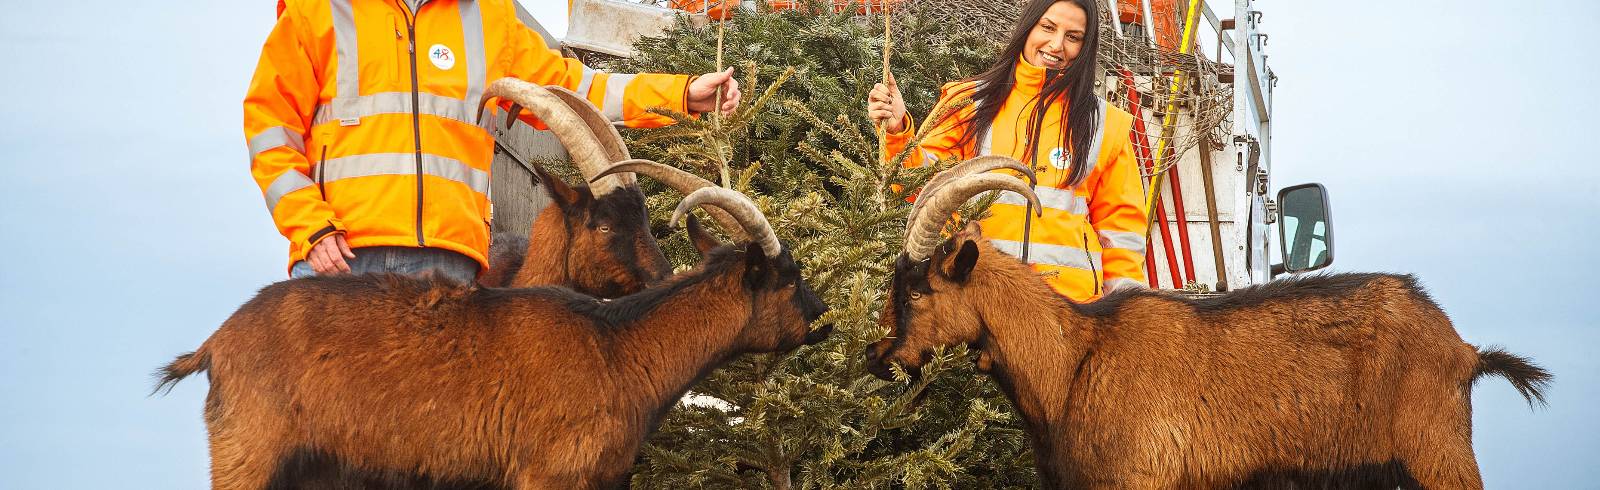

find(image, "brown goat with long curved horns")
[476,79,674,296]
[155,186,831,490]
[865,158,1552,489]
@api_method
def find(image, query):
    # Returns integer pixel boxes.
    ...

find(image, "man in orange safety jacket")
[245,0,741,282]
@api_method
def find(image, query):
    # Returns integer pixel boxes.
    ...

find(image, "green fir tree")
[562,2,1039,488]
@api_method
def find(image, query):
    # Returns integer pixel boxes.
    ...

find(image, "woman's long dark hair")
[952,0,1101,186]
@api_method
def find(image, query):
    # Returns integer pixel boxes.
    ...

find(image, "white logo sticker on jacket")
[1049,147,1070,170]
[428,44,456,70]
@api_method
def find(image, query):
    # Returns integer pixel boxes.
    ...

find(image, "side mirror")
[1273,183,1334,275]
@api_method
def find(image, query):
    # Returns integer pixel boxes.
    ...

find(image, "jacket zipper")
[1083,232,1101,296]
[398,1,426,246]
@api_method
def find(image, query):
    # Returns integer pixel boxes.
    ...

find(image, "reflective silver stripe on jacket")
[330,0,359,104]
[1073,98,1108,179]
[1105,277,1146,292]
[315,92,492,129]
[576,66,600,97]
[601,73,637,122]
[459,0,485,115]
[994,185,1086,215]
[1098,230,1147,254]
[324,0,488,129]
[318,153,491,196]
[989,239,1101,271]
[264,171,317,212]
[972,82,992,157]
[249,127,306,159]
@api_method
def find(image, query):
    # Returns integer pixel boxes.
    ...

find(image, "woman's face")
[1022,1,1088,70]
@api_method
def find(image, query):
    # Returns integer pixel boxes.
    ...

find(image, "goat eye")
[598,225,612,233]
[908,292,923,300]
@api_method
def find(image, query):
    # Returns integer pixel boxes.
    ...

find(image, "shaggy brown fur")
[156,241,829,490]
[479,163,671,297]
[866,222,1551,489]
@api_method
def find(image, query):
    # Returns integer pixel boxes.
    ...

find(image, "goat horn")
[908,156,1036,224]
[904,173,1041,262]
[546,86,636,193]
[672,187,781,258]
[592,159,752,241]
[482,78,632,196]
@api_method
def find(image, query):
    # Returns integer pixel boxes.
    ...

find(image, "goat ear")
[685,215,721,257]
[573,184,595,208]
[947,240,979,283]
[961,220,983,238]
[743,242,772,288]
[537,164,582,209]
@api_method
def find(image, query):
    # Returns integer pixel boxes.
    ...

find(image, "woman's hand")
[687,68,742,116]
[867,72,907,134]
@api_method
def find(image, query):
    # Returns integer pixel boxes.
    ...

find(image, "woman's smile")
[1037,50,1067,68]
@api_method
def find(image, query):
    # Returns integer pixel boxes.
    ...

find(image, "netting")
[1097,22,1233,176]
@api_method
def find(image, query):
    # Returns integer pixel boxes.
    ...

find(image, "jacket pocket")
[392,14,407,84]
[315,145,329,201]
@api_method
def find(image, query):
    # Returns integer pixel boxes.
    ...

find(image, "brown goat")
[156,187,832,490]
[482,164,671,297]
[477,82,674,296]
[865,160,1552,489]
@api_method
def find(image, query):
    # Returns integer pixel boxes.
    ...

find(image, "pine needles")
[603,4,1035,488]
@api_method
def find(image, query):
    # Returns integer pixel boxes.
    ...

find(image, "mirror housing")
[1272,183,1334,275]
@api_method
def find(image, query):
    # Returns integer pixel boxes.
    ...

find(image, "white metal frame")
[1230,0,1273,284]
[1117,0,1275,291]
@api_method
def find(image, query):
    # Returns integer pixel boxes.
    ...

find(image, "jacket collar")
[1013,55,1050,93]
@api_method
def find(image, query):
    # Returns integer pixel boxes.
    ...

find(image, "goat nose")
[805,324,834,345]
[865,357,892,381]
[865,340,888,362]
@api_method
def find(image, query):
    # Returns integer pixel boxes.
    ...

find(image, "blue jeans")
[290,246,479,284]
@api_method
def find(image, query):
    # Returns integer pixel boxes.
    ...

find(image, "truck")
[498,0,1332,293]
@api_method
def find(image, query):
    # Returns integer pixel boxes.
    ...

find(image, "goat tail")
[1473,346,1553,409]
[151,346,211,396]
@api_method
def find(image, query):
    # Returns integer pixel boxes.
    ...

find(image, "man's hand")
[867,72,907,134]
[308,233,357,275]
[687,68,742,116]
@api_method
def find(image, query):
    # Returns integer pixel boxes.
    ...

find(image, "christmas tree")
[564,2,1044,488]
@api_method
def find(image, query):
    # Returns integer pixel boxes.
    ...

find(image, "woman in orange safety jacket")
[245,0,740,280]
[867,0,1147,302]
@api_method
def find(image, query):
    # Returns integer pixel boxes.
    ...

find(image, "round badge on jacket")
[1048,147,1070,170]
[428,44,456,70]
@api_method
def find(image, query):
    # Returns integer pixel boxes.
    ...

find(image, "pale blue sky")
[1,1,1595,488]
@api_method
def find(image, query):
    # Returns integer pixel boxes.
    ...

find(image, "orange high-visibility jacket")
[885,57,1148,301]
[245,0,691,274]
